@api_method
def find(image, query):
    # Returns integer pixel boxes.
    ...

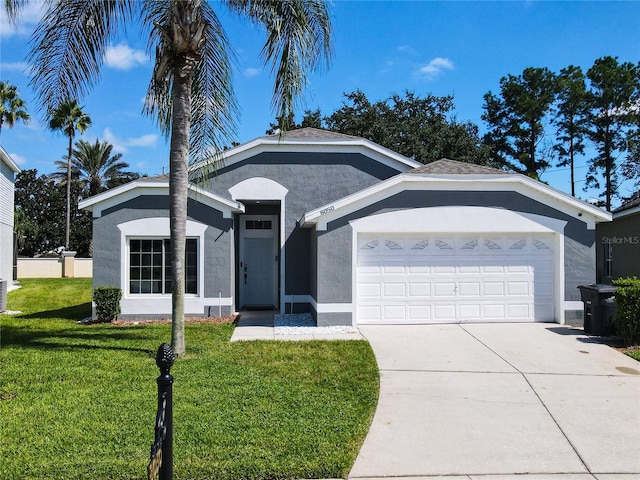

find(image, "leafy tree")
[48,99,92,250]
[265,108,323,134]
[7,0,332,356]
[51,139,138,197]
[0,80,30,137]
[325,90,490,165]
[553,65,588,197]
[14,169,65,257]
[585,56,640,211]
[482,67,557,178]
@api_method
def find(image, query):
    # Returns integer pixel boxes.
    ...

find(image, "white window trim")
[118,217,207,299]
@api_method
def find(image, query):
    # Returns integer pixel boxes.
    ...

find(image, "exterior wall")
[93,195,234,318]
[0,160,15,286]
[17,257,92,278]
[314,190,595,326]
[596,212,640,284]
[200,151,403,311]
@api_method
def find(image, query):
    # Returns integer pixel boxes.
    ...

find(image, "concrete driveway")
[350,323,640,480]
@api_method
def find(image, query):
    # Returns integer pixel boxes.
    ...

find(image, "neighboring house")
[596,193,640,284]
[80,128,611,325]
[0,145,20,308]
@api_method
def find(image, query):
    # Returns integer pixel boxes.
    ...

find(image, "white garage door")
[357,234,555,324]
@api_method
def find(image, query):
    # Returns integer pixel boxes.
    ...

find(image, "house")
[80,128,611,326]
[0,145,21,309]
[596,193,640,284]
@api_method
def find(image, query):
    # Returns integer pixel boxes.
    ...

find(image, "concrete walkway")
[349,323,640,480]
[229,310,364,341]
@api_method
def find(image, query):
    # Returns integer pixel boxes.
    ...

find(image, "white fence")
[17,257,92,278]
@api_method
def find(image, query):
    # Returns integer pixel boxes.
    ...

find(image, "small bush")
[93,286,122,323]
[612,277,640,346]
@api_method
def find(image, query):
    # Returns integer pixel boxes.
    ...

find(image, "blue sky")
[1,1,639,206]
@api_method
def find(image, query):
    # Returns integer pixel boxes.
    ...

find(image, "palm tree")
[48,99,92,251]
[0,81,30,137]
[6,0,332,356]
[51,139,137,197]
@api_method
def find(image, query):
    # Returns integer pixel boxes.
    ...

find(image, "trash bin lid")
[577,283,617,293]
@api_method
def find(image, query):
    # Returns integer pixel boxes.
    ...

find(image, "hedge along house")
[80,128,611,325]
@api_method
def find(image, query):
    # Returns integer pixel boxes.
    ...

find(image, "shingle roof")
[408,158,511,175]
[265,127,358,140]
[613,191,640,213]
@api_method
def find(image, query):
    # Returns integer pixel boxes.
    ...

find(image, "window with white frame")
[604,243,613,279]
[129,238,198,294]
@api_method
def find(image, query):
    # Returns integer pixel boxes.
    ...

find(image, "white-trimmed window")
[604,243,613,279]
[129,238,198,294]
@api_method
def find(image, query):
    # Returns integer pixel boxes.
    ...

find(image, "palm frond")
[224,0,332,126]
[143,0,237,163]
[27,0,138,111]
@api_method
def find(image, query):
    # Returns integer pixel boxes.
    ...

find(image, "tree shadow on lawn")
[17,302,92,321]
[1,323,157,356]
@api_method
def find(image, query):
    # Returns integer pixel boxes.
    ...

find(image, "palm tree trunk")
[169,59,192,357]
[66,133,73,249]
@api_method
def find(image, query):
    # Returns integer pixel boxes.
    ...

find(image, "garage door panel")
[409,305,430,320]
[459,304,481,319]
[483,282,505,296]
[359,283,381,297]
[459,282,481,297]
[383,305,407,321]
[357,234,555,324]
[434,304,457,321]
[408,283,430,296]
[384,283,406,297]
[434,282,456,296]
[507,281,530,295]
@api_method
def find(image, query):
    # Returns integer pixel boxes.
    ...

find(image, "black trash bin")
[577,284,617,335]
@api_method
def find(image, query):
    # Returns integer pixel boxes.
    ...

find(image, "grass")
[622,346,640,361]
[0,279,379,480]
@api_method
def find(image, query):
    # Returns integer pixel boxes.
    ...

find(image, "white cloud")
[9,152,27,166]
[0,62,30,74]
[397,45,417,55]
[417,57,454,80]
[104,43,148,70]
[103,128,158,153]
[0,2,43,38]
[243,67,262,78]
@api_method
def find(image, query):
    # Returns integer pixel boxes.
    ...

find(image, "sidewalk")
[229,310,364,341]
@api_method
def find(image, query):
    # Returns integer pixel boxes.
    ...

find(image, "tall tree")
[553,65,588,197]
[14,169,65,257]
[482,67,557,178]
[7,0,332,356]
[51,139,137,197]
[48,99,92,251]
[325,90,491,165]
[0,80,30,137]
[585,56,640,211]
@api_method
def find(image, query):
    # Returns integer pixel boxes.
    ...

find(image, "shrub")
[612,277,640,346]
[93,286,122,323]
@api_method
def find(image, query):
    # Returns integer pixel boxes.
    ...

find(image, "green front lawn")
[0,279,379,480]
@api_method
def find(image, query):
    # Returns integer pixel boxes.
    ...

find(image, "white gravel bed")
[274,313,359,335]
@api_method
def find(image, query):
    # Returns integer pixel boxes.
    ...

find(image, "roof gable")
[189,127,421,175]
[0,145,21,173]
[79,179,245,218]
[302,169,611,231]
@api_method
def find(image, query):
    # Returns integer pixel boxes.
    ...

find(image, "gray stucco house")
[0,146,20,309]
[596,193,640,284]
[80,128,611,326]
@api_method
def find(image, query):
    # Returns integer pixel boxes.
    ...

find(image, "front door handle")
[244,265,247,284]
